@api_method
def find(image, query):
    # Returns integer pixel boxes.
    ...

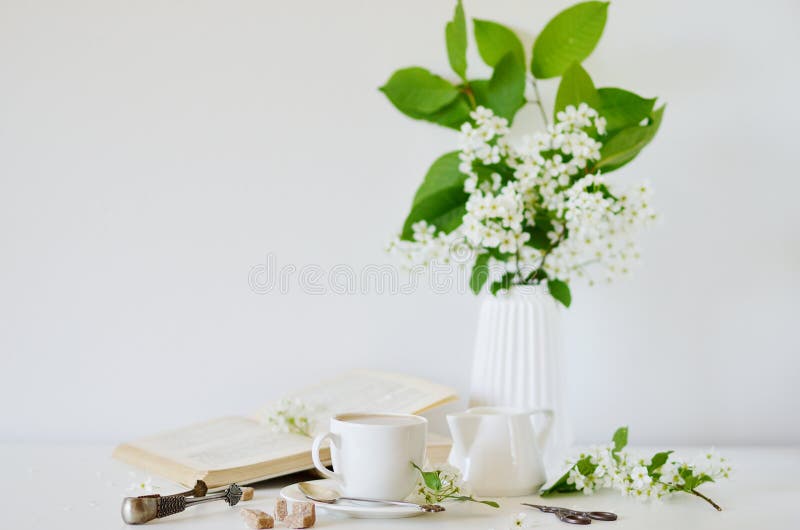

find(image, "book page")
[118,370,457,478]
[259,369,458,430]
[128,417,310,470]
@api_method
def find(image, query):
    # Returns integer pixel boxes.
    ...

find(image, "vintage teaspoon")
[121,483,242,524]
[297,482,445,512]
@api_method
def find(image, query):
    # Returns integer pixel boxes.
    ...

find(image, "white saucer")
[279,479,426,519]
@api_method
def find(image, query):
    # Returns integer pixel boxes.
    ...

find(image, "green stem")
[656,480,723,512]
[287,418,312,438]
[688,488,722,511]
[521,266,545,285]
[529,77,549,127]
[463,87,477,109]
[519,231,565,285]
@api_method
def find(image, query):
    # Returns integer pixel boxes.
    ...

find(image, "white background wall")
[1,0,798,445]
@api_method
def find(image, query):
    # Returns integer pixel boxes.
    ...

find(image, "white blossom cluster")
[258,398,314,437]
[545,176,655,284]
[563,445,732,501]
[390,104,656,287]
[386,220,470,268]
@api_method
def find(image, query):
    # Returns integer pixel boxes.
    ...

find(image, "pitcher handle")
[529,409,554,450]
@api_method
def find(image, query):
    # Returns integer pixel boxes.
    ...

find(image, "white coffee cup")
[311,412,427,500]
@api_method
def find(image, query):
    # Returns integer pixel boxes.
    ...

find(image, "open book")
[113,370,457,488]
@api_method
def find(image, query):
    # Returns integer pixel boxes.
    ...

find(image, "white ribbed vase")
[468,285,570,471]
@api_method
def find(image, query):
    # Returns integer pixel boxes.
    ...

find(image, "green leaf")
[401,152,469,240]
[470,253,491,294]
[576,457,598,476]
[531,1,609,79]
[547,279,571,308]
[490,272,515,295]
[677,468,716,492]
[680,467,698,490]
[525,268,548,284]
[488,247,514,262]
[554,62,599,114]
[412,462,442,490]
[410,152,463,203]
[597,87,656,132]
[694,473,715,487]
[596,105,665,172]
[459,57,527,130]
[475,162,515,185]
[421,94,472,129]
[612,426,628,453]
[469,78,490,108]
[446,0,468,80]
[647,451,673,475]
[390,93,471,130]
[422,471,442,490]
[524,225,552,250]
[541,455,594,496]
[448,495,500,508]
[524,214,555,250]
[380,67,460,116]
[485,52,526,122]
[473,19,525,67]
[540,467,578,496]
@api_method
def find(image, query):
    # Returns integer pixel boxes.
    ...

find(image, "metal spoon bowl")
[297,482,445,513]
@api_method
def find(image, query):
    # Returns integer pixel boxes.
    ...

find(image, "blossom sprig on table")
[542,427,731,511]
[410,463,499,508]
[259,398,314,438]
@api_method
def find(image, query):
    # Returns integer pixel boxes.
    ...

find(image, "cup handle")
[311,431,341,481]
[529,409,554,450]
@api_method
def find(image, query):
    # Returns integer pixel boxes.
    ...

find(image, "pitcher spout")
[446,412,482,454]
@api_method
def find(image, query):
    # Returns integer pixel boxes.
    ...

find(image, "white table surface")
[1,444,797,530]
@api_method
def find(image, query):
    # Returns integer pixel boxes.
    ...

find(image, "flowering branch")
[259,398,314,438]
[541,427,731,511]
[410,463,499,508]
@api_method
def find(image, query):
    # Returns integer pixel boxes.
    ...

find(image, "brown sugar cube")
[240,487,255,501]
[285,502,315,529]
[274,498,288,522]
[239,508,274,529]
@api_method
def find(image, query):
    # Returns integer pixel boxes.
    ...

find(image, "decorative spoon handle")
[185,484,243,507]
[121,484,243,524]
[337,496,444,512]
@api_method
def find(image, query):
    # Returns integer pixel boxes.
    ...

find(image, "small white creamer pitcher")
[447,406,553,497]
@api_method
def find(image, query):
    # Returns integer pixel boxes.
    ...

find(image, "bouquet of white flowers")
[382,1,664,306]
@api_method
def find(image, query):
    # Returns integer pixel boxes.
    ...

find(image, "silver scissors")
[521,503,618,525]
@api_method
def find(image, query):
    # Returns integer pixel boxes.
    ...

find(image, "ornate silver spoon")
[121,483,242,524]
[298,481,445,512]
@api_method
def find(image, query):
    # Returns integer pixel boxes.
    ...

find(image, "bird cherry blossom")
[389,104,656,294]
